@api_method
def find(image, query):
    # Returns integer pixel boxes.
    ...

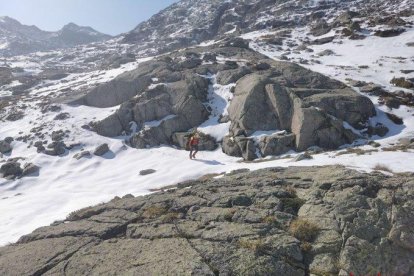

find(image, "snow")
[0,42,8,49]
[248,22,414,93]
[143,115,177,129]
[197,75,234,141]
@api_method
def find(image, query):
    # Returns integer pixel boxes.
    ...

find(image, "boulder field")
[77,42,378,160]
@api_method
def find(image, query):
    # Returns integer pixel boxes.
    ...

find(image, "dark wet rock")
[386,113,404,125]
[366,124,389,137]
[311,36,335,45]
[0,140,12,154]
[94,143,110,156]
[51,130,65,141]
[22,163,40,177]
[384,97,401,109]
[1,166,412,275]
[53,112,70,121]
[374,28,405,37]
[44,141,66,156]
[4,137,14,144]
[139,169,156,176]
[34,141,46,153]
[0,161,22,178]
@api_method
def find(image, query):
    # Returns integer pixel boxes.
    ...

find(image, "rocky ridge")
[0,16,112,56]
[0,166,413,275]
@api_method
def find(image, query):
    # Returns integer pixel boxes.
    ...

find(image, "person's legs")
[192,145,198,159]
[189,147,193,159]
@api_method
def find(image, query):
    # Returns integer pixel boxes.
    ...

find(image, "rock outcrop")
[0,166,412,275]
[85,45,376,159]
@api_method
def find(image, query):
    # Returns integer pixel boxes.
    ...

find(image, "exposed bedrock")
[0,166,412,275]
[83,45,377,158]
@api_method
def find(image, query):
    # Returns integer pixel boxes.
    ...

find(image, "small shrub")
[161,212,180,223]
[262,215,282,228]
[281,197,306,214]
[223,208,237,222]
[289,218,320,242]
[142,205,168,219]
[391,77,414,89]
[373,164,393,173]
[238,238,269,255]
[300,241,313,252]
[285,186,297,197]
[66,204,105,221]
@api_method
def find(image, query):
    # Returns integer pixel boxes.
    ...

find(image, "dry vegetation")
[289,218,320,242]
[336,147,378,156]
[142,205,168,219]
[238,238,269,255]
[373,164,393,173]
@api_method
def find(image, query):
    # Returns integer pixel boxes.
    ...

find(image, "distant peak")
[62,22,81,30]
[0,16,20,24]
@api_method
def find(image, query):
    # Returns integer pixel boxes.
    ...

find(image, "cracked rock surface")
[0,166,413,275]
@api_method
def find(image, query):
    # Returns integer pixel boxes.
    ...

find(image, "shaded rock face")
[85,45,375,157]
[227,64,375,154]
[0,166,412,275]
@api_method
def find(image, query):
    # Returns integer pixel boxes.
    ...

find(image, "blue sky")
[0,0,178,35]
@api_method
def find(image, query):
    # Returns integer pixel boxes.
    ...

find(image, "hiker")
[188,132,200,159]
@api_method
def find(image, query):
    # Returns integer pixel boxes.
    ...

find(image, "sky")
[0,0,178,35]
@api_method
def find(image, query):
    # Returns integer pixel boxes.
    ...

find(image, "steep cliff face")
[0,166,412,275]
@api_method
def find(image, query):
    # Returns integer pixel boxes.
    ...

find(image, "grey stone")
[216,66,251,85]
[81,72,152,108]
[44,141,66,156]
[0,161,22,178]
[22,163,40,177]
[94,143,109,156]
[53,112,70,120]
[259,133,295,157]
[0,140,12,154]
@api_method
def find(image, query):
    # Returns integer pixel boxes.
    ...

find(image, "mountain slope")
[0,16,112,56]
[121,0,413,56]
[0,0,414,259]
